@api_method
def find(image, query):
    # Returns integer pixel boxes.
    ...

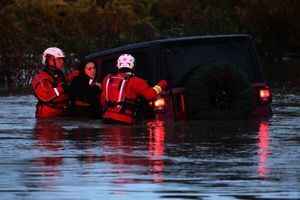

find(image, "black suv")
[85,34,272,120]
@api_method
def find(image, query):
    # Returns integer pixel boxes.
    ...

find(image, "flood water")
[0,93,299,200]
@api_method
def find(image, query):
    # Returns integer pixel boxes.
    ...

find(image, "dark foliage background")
[1,0,300,90]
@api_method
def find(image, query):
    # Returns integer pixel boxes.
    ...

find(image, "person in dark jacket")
[69,60,102,118]
[100,54,167,124]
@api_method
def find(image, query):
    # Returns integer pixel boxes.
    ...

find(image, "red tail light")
[260,88,271,101]
[254,84,272,104]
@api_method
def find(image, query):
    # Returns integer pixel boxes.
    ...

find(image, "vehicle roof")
[86,34,253,60]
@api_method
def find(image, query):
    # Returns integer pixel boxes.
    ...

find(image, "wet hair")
[78,60,96,74]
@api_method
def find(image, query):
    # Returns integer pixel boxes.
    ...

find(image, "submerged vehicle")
[85,34,272,121]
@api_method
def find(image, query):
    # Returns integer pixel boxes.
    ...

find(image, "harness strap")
[105,73,133,103]
[105,75,111,102]
[118,78,127,102]
[104,73,135,113]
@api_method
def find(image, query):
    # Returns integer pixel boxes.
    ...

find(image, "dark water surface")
[0,94,299,200]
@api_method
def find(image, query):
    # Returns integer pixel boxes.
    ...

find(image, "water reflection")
[24,120,66,189]
[30,119,169,187]
[100,124,136,181]
[147,120,166,183]
[257,120,271,178]
[34,119,65,151]
[100,121,167,184]
[2,94,300,199]
[30,118,274,185]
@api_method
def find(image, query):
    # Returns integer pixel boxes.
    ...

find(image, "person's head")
[42,47,65,70]
[117,54,135,71]
[83,61,96,79]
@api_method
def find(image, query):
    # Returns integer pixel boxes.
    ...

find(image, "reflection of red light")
[149,126,165,157]
[33,121,65,184]
[260,89,271,101]
[35,121,65,151]
[258,121,270,178]
[148,120,166,183]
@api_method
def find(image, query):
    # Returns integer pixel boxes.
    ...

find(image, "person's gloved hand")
[157,80,168,91]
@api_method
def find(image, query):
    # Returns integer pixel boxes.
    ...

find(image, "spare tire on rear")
[182,64,254,119]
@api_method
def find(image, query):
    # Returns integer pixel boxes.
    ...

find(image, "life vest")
[103,72,136,115]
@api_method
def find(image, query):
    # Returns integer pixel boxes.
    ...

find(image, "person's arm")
[132,77,167,101]
[32,74,65,102]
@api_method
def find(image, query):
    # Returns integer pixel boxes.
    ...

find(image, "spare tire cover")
[182,64,254,119]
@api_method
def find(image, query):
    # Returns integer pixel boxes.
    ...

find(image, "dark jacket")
[69,74,101,118]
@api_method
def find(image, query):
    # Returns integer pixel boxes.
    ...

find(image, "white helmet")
[117,54,135,69]
[42,47,65,65]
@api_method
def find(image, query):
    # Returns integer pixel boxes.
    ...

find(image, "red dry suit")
[31,67,78,118]
[100,72,167,124]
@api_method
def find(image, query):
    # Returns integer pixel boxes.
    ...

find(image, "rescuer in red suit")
[101,54,168,124]
[31,47,78,118]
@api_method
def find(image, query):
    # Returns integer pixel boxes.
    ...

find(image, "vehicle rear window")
[163,38,263,84]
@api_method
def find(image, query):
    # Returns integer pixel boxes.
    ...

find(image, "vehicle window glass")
[165,39,261,84]
[133,52,150,80]
[99,56,118,77]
